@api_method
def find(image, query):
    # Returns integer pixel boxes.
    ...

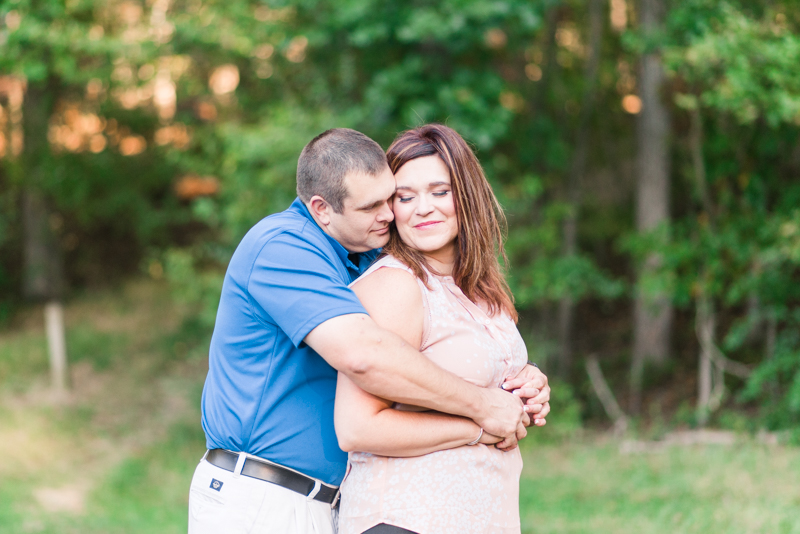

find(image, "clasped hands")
[475,364,551,451]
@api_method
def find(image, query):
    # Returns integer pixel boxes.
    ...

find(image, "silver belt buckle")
[331,486,341,508]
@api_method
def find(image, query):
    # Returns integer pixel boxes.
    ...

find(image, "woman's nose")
[416,195,434,215]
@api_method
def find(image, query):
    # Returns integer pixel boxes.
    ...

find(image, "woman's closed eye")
[397,190,449,203]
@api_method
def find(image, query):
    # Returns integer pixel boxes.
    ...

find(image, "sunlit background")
[1,0,800,532]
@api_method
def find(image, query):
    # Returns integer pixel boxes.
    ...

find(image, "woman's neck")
[422,247,456,277]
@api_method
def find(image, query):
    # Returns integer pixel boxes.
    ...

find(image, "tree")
[630,0,673,414]
[557,0,604,379]
[0,0,196,388]
[662,1,800,427]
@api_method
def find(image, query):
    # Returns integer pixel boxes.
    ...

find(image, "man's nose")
[377,201,394,222]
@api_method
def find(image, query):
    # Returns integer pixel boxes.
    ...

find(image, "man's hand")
[473,386,525,439]
[502,364,551,427]
[494,412,530,451]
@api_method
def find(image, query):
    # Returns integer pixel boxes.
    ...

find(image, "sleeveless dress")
[338,255,528,534]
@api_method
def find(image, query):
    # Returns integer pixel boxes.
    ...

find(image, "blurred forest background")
[2,0,800,532]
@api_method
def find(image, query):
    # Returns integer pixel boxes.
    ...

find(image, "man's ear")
[308,195,332,226]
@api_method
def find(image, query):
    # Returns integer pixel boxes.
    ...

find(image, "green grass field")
[1,280,798,534]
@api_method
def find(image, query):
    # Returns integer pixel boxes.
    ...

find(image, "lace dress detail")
[338,255,528,534]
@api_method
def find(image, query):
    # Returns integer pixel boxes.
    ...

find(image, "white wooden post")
[45,300,68,393]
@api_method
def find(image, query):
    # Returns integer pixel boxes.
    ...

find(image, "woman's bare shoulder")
[352,265,422,310]
[351,264,424,346]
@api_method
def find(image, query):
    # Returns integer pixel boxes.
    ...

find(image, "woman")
[334,124,546,534]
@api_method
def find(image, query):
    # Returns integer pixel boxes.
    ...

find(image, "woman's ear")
[307,195,332,227]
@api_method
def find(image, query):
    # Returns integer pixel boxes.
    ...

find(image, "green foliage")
[614,2,800,430]
[216,106,346,240]
[162,248,223,333]
[741,313,800,431]
[666,1,800,125]
[501,178,625,305]
[2,0,800,429]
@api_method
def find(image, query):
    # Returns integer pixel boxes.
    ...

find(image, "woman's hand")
[467,424,520,448]
[478,428,503,446]
[501,364,551,427]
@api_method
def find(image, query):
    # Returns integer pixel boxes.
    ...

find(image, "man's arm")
[305,268,524,440]
[306,312,524,440]
[335,371,505,457]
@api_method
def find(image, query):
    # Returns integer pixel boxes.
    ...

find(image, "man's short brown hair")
[296,128,388,214]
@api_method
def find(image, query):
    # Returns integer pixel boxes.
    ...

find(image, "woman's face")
[392,155,459,267]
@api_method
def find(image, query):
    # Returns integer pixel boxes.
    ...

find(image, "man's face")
[326,166,396,253]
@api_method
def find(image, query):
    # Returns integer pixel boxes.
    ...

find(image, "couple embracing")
[188,124,552,534]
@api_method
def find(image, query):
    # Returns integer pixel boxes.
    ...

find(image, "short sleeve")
[248,231,368,348]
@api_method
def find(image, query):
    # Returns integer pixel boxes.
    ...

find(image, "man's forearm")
[306,313,523,437]
[344,329,485,418]
[332,318,483,418]
[348,337,524,440]
[334,372,485,457]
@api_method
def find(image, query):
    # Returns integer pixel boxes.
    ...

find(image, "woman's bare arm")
[333,267,501,456]
[335,373,492,456]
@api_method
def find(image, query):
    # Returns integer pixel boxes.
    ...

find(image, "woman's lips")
[414,221,442,229]
[373,226,389,234]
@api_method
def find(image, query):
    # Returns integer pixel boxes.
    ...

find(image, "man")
[188,129,550,533]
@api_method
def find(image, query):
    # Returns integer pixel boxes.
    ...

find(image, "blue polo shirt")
[201,198,380,486]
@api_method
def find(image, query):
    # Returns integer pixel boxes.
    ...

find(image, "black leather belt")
[205,449,340,506]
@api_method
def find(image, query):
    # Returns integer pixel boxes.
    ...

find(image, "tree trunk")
[688,106,713,425]
[21,77,68,391]
[22,189,63,300]
[765,308,777,402]
[557,0,604,379]
[696,293,714,426]
[629,0,672,414]
[586,355,629,434]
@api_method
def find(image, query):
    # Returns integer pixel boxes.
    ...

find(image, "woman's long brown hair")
[385,124,518,322]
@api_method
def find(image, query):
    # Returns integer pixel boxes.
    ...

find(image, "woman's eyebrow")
[395,181,450,191]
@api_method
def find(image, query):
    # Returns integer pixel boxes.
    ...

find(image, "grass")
[519,437,800,534]
[1,278,798,533]
[0,280,208,534]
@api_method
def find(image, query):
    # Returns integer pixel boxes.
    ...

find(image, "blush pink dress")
[338,255,528,534]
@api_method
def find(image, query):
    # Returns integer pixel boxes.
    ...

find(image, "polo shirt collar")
[290,197,379,275]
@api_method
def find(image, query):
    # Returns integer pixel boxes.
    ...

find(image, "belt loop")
[233,452,247,478]
[306,480,321,501]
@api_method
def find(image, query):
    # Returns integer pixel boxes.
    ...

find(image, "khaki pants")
[188,458,337,534]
